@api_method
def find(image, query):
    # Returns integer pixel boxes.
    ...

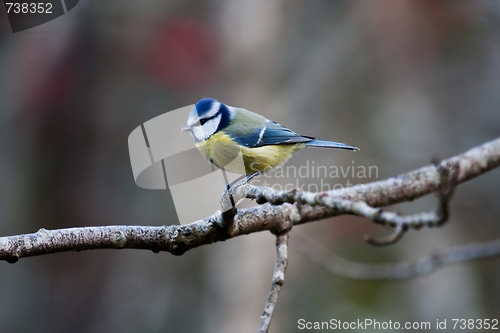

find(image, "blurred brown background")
[1,1,499,332]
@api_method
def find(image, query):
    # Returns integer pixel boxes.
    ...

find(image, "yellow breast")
[195,131,305,175]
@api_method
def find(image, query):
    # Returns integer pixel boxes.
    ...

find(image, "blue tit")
[181,98,358,183]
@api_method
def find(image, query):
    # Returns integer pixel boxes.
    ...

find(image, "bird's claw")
[220,181,246,213]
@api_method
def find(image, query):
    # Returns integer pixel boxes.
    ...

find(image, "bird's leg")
[221,170,241,209]
[220,171,242,213]
[226,174,247,191]
[230,171,260,198]
[241,171,261,184]
[220,171,260,213]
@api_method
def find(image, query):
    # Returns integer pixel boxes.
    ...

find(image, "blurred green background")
[1,1,499,332]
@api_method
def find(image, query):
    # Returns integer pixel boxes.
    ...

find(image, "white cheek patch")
[202,113,221,139]
[191,113,221,142]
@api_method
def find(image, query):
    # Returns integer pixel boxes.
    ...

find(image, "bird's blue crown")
[195,98,219,118]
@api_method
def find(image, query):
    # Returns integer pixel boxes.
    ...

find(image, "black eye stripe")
[199,113,218,126]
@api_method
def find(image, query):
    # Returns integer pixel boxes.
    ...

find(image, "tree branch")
[258,232,289,333]
[1,137,499,262]
[244,137,499,207]
[294,232,500,280]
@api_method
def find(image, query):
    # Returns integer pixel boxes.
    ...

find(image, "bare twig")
[294,233,500,280]
[242,164,457,246]
[258,233,289,333]
[1,138,499,262]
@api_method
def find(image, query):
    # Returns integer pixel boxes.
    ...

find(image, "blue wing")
[229,120,313,148]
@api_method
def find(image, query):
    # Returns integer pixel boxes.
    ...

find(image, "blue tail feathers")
[306,139,359,151]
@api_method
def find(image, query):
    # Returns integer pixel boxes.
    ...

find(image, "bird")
[181,98,358,192]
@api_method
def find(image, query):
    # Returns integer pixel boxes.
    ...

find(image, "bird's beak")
[181,124,191,132]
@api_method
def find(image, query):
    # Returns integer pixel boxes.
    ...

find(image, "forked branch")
[1,137,499,262]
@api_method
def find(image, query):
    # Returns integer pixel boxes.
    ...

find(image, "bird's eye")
[200,119,207,125]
